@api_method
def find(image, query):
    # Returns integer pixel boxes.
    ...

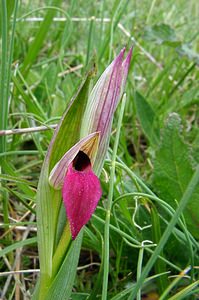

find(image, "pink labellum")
[62,151,102,239]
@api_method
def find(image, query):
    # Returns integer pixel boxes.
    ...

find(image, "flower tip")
[115,47,132,72]
[123,47,133,67]
[128,46,133,58]
[114,47,126,66]
[121,47,126,54]
[120,47,132,90]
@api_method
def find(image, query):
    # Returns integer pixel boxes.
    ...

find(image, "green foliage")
[134,92,160,145]
[1,0,199,299]
[44,234,83,300]
[177,44,199,65]
[153,113,199,238]
[143,23,181,47]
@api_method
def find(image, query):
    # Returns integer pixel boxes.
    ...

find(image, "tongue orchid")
[49,48,132,239]
[49,132,101,239]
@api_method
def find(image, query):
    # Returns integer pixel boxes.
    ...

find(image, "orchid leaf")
[45,232,83,300]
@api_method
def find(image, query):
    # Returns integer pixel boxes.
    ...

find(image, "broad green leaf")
[143,23,181,47]
[152,113,199,238]
[134,92,159,145]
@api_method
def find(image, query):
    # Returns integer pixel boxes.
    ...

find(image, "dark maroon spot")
[73,151,91,171]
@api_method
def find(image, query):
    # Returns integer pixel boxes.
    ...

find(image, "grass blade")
[21,0,62,75]
[128,165,199,299]
[102,94,127,300]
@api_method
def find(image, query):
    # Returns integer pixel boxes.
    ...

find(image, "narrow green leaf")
[6,188,36,213]
[150,204,168,294]
[45,232,83,300]
[0,0,8,154]
[0,0,18,153]
[0,237,37,257]
[102,94,127,299]
[168,280,199,300]
[21,0,62,75]
[99,0,130,61]
[12,76,46,118]
[128,163,199,299]
[0,173,37,187]
[1,160,36,197]
[159,266,191,300]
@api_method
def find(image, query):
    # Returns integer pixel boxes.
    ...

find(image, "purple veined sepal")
[81,47,133,174]
[49,132,102,239]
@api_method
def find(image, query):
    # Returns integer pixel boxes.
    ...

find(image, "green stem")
[112,192,198,248]
[0,0,8,154]
[150,204,168,294]
[102,94,126,300]
[136,247,144,300]
[93,214,181,272]
[115,161,156,196]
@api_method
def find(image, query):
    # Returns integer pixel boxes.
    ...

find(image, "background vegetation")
[0,0,199,299]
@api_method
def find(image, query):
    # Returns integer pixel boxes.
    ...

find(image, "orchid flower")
[49,48,132,240]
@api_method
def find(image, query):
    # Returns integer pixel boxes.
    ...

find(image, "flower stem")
[102,94,126,300]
